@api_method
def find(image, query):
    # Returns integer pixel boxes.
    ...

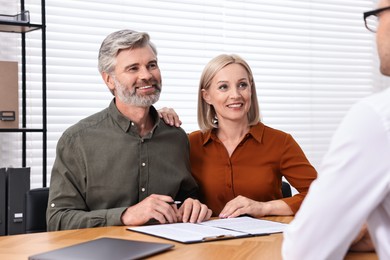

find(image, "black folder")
[0,168,6,236]
[28,237,174,260]
[7,167,30,235]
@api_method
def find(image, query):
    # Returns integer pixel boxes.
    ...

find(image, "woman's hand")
[219,195,293,218]
[158,107,182,127]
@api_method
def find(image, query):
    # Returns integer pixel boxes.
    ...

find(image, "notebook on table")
[28,237,174,260]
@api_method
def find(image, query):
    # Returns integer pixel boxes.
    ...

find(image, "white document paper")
[201,216,287,234]
[128,216,287,244]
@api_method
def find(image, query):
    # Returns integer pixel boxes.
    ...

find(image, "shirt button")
[51,203,55,208]
[142,162,146,167]
[141,188,145,192]
[131,122,134,126]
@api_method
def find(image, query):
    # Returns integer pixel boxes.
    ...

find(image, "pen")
[202,234,235,241]
[168,201,182,205]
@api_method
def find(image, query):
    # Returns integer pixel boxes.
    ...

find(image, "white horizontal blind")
[0,0,385,188]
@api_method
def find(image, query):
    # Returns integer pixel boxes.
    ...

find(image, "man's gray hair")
[98,29,157,74]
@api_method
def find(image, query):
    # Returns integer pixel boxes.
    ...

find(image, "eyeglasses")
[363,6,390,33]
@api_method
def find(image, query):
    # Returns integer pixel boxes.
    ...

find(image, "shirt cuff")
[106,207,128,226]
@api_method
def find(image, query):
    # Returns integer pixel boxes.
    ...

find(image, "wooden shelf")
[0,1,47,187]
[0,21,42,33]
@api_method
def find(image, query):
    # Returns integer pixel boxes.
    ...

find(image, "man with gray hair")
[47,29,212,231]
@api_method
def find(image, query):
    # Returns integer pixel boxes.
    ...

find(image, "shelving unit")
[0,0,47,187]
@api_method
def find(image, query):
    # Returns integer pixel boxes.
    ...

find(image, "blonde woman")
[160,54,317,218]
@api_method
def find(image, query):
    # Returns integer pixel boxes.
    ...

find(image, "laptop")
[28,237,174,260]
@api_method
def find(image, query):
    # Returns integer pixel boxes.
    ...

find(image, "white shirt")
[282,87,390,260]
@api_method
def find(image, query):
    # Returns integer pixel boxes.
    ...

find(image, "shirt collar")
[108,98,160,133]
[202,122,265,146]
[248,122,264,143]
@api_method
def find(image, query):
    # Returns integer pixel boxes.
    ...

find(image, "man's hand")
[121,194,181,226]
[349,224,375,252]
[158,107,182,127]
[179,198,212,223]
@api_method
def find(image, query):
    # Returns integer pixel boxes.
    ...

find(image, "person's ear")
[201,89,211,104]
[102,72,115,92]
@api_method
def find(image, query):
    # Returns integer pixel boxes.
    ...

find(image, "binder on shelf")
[7,167,30,235]
[0,61,19,129]
[0,168,6,236]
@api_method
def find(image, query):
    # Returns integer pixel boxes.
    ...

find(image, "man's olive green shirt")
[47,99,198,231]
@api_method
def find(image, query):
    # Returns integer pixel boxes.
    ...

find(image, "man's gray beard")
[114,78,161,107]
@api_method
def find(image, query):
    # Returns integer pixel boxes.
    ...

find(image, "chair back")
[282,181,292,198]
[24,187,49,233]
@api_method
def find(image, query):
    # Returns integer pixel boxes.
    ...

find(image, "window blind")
[0,0,384,188]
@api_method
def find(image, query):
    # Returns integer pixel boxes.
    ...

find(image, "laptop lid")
[28,237,174,260]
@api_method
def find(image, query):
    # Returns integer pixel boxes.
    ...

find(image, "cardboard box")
[0,61,18,128]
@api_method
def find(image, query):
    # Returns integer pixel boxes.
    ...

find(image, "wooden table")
[0,216,377,260]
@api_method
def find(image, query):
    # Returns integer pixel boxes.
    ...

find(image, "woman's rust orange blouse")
[188,122,317,217]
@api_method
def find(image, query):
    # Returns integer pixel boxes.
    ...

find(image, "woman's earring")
[212,115,218,124]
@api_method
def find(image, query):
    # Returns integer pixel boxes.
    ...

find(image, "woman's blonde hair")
[197,54,260,131]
